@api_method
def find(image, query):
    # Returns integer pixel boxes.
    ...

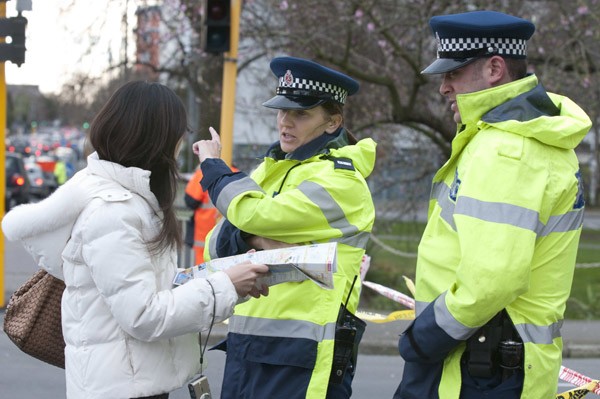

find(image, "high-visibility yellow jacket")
[201,128,376,398]
[396,75,592,399]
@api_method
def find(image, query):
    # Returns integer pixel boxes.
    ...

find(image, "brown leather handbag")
[3,269,66,368]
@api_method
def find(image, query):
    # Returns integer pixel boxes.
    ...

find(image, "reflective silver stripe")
[415,300,429,317]
[434,292,479,340]
[297,181,367,249]
[200,202,215,209]
[423,294,563,344]
[514,320,563,344]
[328,231,371,249]
[208,218,225,259]
[434,184,583,235]
[537,209,584,236]
[430,181,446,200]
[455,197,539,232]
[215,177,265,214]
[436,184,456,230]
[297,181,359,236]
[228,314,336,341]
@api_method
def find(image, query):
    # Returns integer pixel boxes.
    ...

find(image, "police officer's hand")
[192,127,222,163]
[224,261,270,298]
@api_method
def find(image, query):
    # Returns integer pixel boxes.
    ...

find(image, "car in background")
[6,136,32,156]
[5,152,31,211]
[25,161,57,199]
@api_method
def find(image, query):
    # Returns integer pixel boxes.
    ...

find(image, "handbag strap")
[198,280,216,375]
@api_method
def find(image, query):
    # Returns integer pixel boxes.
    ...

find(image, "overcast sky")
[5,0,134,94]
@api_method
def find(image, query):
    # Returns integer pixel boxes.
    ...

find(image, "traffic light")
[202,0,230,54]
[0,15,27,66]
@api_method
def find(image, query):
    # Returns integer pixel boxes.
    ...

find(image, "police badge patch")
[283,70,294,86]
[449,169,461,201]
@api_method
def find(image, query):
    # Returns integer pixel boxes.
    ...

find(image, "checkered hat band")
[438,37,528,57]
[278,77,348,104]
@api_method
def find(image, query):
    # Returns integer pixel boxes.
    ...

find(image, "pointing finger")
[209,127,221,144]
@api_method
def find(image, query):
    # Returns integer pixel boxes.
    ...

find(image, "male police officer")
[394,10,592,399]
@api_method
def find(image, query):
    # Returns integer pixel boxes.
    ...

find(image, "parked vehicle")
[25,161,57,199]
[5,152,31,211]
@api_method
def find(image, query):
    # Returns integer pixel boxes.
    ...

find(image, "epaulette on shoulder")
[325,156,355,171]
[97,188,133,202]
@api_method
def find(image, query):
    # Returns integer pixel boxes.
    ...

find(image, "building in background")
[6,85,49,135]
[134,5,161,80]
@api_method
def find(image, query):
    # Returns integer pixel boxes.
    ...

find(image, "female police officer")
[193,56,376,399]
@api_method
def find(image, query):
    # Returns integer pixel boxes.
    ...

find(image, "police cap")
[262,56,359,110]
[422,10,535,75]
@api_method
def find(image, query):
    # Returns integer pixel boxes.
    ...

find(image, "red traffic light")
[207,2,228,21]
[202,0,231,54]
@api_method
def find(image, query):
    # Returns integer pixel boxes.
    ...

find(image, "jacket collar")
[265,127,349,161]
[456,74,539,126]
[87,152,160,212]
[456,75,591,150]
[482,83,559,124]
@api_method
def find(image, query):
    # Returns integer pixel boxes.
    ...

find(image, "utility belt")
[329,304,366,385]
[463,309,524,380]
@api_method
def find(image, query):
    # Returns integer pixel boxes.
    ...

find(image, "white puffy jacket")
[2,153,239,399]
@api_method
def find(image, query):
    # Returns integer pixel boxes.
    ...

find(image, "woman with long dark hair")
[3,81,269,399]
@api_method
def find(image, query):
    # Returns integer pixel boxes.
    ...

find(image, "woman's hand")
[192,127,222,163]
[223,261,270,298]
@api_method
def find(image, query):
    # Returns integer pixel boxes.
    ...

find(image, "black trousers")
[459,365,524,399]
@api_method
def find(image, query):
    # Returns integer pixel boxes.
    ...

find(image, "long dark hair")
[89,81,186,253]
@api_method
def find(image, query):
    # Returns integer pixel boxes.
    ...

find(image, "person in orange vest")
[184,165,238,264]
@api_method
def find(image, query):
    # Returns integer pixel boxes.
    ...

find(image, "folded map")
[173,242,337,289]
